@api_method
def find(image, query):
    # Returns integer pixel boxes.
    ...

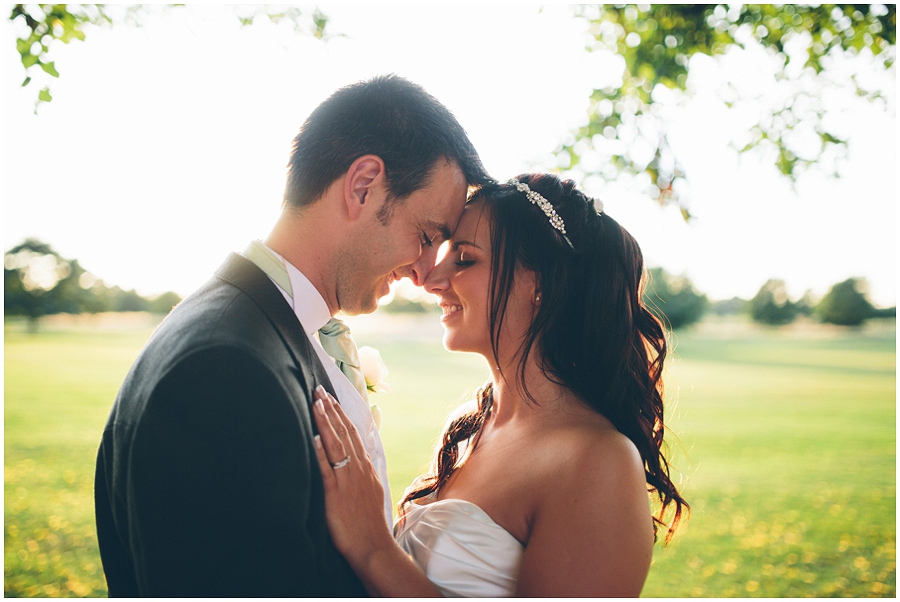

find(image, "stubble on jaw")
[331,248,388,317]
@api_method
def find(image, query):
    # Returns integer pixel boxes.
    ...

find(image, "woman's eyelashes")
[455,250,475,267]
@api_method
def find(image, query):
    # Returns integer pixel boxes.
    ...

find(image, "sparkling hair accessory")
[508,178,575,249]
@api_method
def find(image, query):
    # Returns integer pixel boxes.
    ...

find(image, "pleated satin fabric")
[394,498,523,597]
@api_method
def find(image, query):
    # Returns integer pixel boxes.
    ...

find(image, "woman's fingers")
[312,387,351,470]
[318,388,368,460]
[311,385,391,566]
[313,433,336,489]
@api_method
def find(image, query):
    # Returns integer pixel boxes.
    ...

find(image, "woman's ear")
[527,272,542,305]
[343,154,386,220]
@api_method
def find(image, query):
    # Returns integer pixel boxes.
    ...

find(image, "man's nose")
[407,243,440,287]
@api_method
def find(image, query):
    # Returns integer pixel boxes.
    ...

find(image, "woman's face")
[424,200,536,361]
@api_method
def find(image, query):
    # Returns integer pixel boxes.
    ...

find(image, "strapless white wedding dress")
[394,498,524,597]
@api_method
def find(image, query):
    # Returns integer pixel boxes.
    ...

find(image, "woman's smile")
[439,302,463,321]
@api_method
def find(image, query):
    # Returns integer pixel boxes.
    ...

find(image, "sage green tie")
[318,317,369,400]
[242,240,369,400]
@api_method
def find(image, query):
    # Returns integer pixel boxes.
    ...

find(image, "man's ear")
[343,154,386,220]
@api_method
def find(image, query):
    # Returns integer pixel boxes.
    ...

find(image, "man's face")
[336,159,468,315]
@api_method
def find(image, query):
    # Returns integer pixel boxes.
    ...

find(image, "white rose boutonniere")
[359,346,390,393]
[358,346,389,430]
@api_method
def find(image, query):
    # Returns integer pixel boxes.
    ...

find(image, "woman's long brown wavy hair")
[400,174,688,543]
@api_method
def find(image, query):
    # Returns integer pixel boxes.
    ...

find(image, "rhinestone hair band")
[508,178,575,249]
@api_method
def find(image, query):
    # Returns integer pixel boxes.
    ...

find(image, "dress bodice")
[393,498,524,597]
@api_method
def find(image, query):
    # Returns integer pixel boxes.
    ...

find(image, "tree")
[109,287,150,312]
[560,4,895,216]
[380,295,440,314]
[750,278,798,325]
[872,306,897,319]
[4,238,181,327]
[710,296,748,316]
[5,238,80,329]
[9,4,331,110]
[795,289,820,317]
[817,277,874,326]
[642,267,708,329]
[147,291,182,315]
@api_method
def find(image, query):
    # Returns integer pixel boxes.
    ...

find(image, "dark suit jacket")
[94,253,367,597]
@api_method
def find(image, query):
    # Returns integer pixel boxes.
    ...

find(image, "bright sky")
[3,5,896,306]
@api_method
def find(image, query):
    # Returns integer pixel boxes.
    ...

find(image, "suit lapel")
[214,253,338,409]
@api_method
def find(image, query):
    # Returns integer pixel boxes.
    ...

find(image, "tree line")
[8,5,894,331]
[645,269,895,329]
[4,238,181,330]
[4,238,893,331]
[744,277,895,327]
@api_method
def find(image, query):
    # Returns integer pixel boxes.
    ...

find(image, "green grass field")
[4,313,895,597]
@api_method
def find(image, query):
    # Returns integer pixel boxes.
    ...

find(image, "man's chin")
[339,280,391,316]
[341,296,381,317]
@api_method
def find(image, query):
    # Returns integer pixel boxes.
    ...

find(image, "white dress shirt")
[254,243,393,525]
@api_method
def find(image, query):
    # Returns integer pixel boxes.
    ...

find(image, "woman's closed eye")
[455,250,475,267]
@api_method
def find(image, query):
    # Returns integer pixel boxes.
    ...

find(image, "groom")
[94,75,490,596]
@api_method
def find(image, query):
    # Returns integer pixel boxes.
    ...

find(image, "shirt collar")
[259,242,331,335]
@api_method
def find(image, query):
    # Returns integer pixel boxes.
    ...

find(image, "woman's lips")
[440,303,462,321]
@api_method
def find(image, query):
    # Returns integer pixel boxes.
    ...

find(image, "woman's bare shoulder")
[515,410,654,596]
[536,411,647,501]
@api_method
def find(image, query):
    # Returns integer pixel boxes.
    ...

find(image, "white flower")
[358,346,391,393]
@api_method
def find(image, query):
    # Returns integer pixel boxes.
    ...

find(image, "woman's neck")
[487,354,574,426]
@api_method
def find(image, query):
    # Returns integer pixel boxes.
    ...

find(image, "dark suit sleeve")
[126,345,319,596]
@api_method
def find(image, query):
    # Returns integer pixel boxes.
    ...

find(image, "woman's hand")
[311,386,394,568]
[311,386,443,597]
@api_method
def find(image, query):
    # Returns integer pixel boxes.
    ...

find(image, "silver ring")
[331,456,351,470]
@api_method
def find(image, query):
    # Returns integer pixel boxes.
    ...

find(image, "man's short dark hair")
[283,74,491,208]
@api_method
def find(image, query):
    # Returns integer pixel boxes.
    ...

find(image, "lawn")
[4,313,895,597]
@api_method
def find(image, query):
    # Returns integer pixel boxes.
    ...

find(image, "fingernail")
[315,385,326,398]
[314,434,322,449]
[314,399,325,414]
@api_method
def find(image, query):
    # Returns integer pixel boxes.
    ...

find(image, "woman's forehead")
[453,201,491,244]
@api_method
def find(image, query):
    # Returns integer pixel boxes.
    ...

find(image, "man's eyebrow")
[427,220,452,241]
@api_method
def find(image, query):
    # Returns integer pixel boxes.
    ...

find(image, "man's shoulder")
[150,277,266,350]
[173,274,267,325]
[122,274,288,389]
[109,276,305,425]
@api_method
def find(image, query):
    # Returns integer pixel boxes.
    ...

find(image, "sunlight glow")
[3,5,895,307]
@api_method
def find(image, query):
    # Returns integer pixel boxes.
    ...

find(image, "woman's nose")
[424,256,450,295]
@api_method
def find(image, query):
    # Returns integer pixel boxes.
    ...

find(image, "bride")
[312,173,688,596]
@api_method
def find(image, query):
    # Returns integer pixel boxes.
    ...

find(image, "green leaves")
[560,4,896,218]
[39,61,58,77]
[236,5,332,39]
[10,4,107,111]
